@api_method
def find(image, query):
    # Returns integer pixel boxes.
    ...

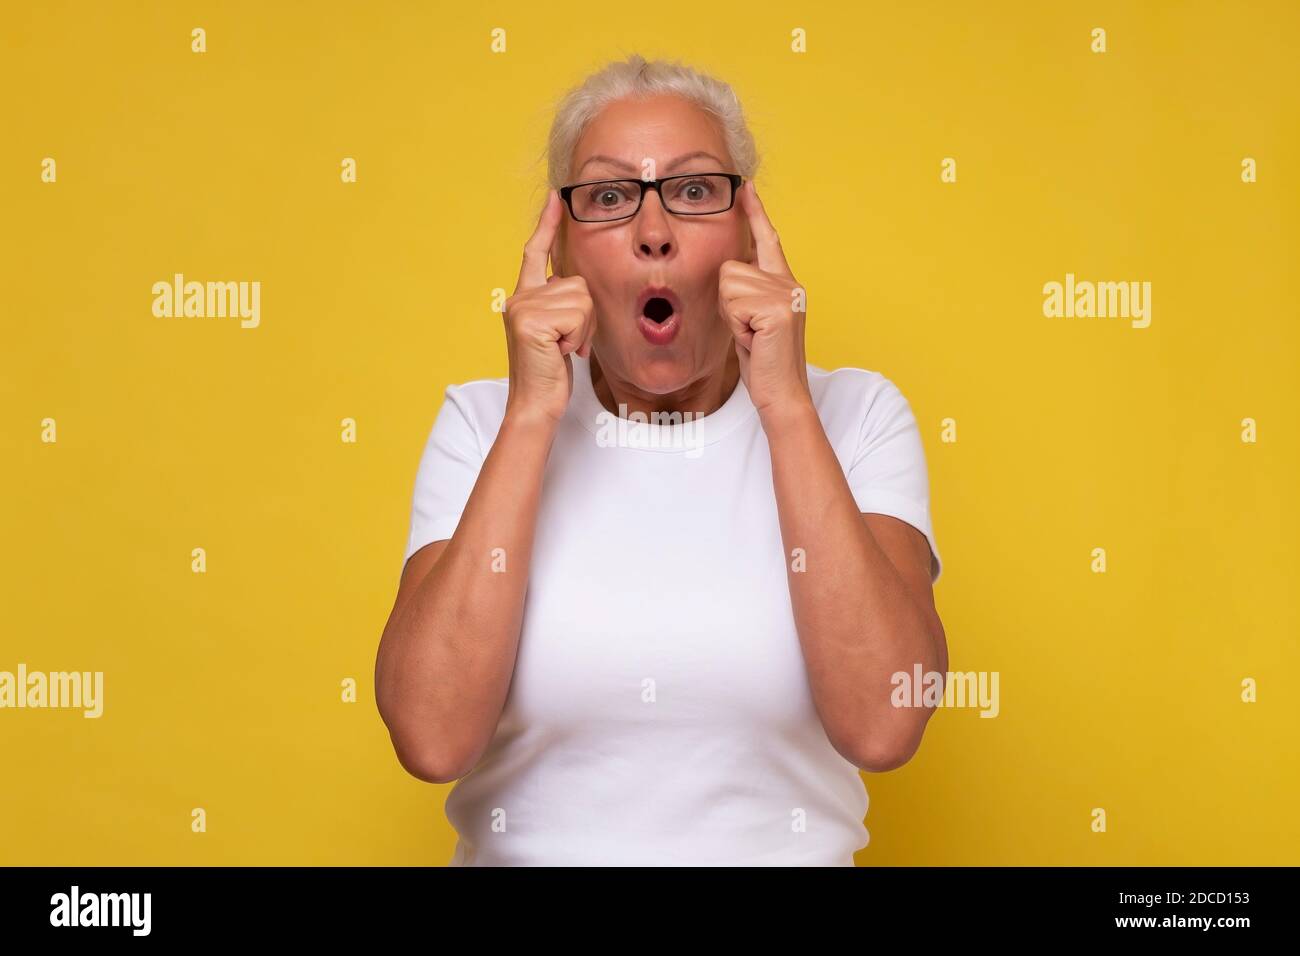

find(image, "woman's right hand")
[502,189,597,427]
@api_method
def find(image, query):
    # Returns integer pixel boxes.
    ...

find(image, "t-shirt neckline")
[568,352,757,452]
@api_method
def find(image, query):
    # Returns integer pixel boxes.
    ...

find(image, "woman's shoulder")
[807,361,897,393]
[430,372,510,436]
[442,371,510,399]
[806,362,917,435]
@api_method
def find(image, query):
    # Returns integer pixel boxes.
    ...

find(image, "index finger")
[740,180,793,278]
[515,189,563,294]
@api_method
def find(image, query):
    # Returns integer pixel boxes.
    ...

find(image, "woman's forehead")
[575,149,729,180]
[573,96,731,173]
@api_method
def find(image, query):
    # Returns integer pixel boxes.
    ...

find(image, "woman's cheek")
[595,295,624,341]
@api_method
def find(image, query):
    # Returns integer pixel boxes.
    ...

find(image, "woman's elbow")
[387,733,465,784]
[852,717,931,773]
[377,696,466,784]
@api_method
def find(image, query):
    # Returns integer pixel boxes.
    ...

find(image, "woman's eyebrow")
[576,150,726,176]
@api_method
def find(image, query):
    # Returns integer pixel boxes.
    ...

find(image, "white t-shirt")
[401,352,941,866]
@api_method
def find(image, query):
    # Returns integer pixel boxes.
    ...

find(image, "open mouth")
[635,286,682,345]
[643,296,674,323]
[636,286,682,320]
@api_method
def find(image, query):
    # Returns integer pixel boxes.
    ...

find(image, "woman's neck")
[589,347,741,421]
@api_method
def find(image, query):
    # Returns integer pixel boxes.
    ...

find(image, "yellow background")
[2,0,1297,865]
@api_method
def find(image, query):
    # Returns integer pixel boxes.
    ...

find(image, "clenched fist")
[502,189,598,426]
[717,180,811,420]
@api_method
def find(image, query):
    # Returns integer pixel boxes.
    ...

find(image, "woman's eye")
[675,180,713,202]
[590,185,632,206]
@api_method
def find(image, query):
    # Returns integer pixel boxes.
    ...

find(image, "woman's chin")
[622,353,699,394]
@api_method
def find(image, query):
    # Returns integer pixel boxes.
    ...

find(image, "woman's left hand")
[717,180,812,421]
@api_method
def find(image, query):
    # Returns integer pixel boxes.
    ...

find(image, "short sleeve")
[846,377,942,584]
[401,385,484,574]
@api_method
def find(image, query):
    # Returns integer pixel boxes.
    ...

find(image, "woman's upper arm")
[387,538,451,631]
[391,383,490,615]
[863,512,947,674]
[846,374,942,585]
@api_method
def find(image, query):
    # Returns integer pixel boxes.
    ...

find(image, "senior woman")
[375,54,947,867]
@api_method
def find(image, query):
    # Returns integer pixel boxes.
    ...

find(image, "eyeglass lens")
[570,175,734,221]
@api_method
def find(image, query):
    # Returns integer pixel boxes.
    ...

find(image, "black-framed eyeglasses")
[559,173,744,223]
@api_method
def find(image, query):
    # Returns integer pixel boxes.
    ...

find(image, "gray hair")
[542,53,761,191]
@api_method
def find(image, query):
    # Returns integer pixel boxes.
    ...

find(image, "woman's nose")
[634,190,674,258]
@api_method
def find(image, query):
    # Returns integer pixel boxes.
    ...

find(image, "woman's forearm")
[761,400,944,771]
[376,408,558,782]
